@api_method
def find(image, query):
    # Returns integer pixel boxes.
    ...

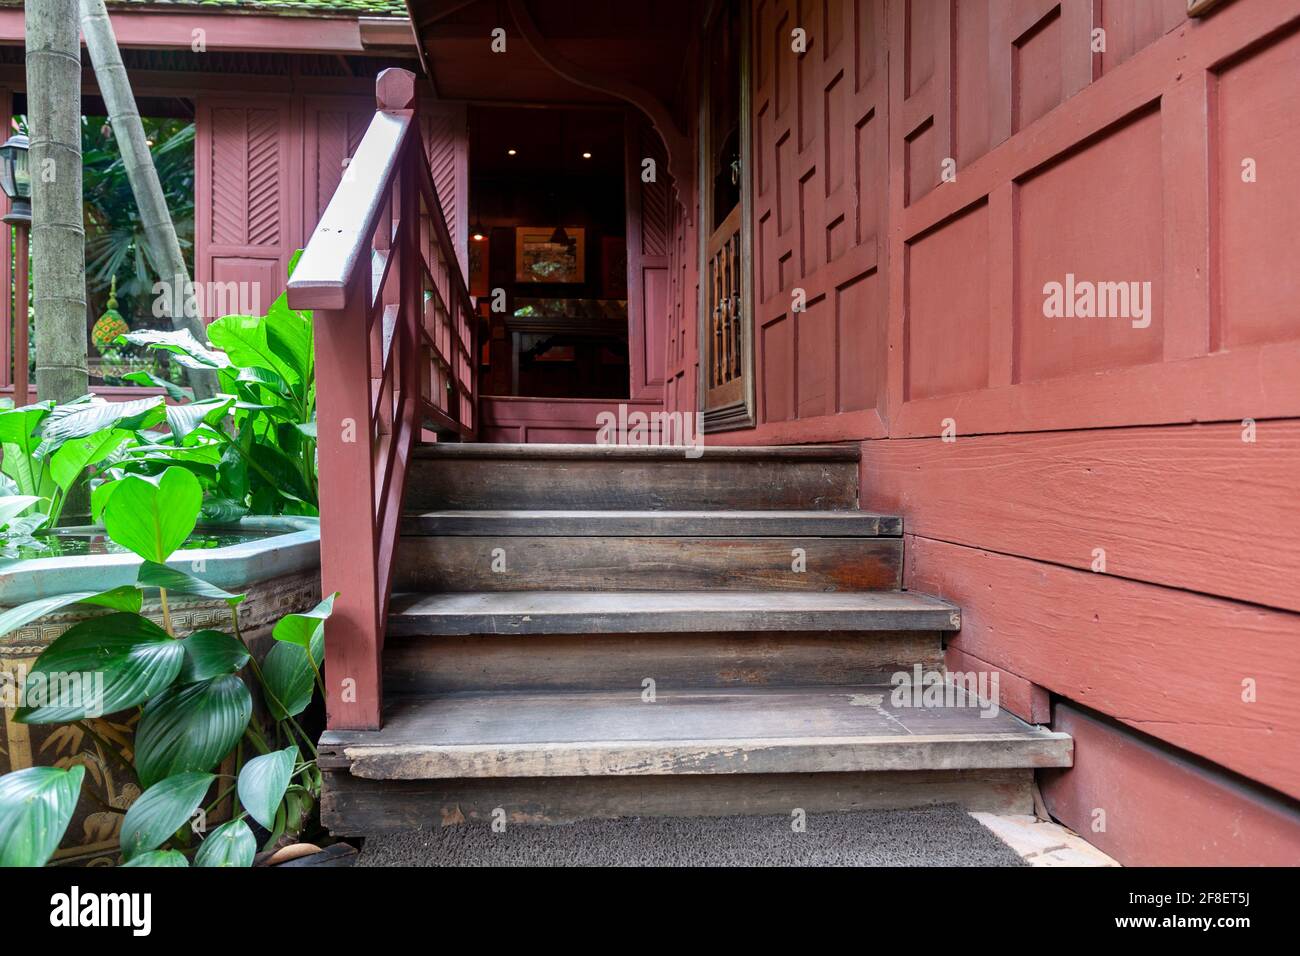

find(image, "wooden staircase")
[318,443,1071,833]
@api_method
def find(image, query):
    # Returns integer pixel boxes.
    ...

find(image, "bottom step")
[320,685,1072,780]
[318,685,1071,835]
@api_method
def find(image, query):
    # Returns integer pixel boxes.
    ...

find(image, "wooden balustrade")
[288,68,476,731]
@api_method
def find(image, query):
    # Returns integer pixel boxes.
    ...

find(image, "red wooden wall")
[666,0,1300,862]
[195,94,468,319]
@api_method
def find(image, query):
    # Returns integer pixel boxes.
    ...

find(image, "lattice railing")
[287,68,475,731]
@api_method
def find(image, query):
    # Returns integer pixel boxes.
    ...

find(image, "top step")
[407,443,860,512]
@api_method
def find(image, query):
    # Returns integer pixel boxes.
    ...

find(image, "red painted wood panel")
[1041,704,1300,866]
[861,421,1300,613]
[945,644,1051,725]
[625,113,670,401]
[195,96,300,318]
[905,534,1300,801]
[480,396,663,444]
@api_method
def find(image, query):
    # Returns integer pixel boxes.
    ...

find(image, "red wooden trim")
[861,421,1300,613]
[1041,703,1300,866]
[945,645,1051,725]
[905,534,1300,800]
[0,9,413,55]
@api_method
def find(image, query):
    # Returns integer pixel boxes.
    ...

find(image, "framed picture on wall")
[468,234,490,298]
[601,236,627,298]
[515,226,585,283]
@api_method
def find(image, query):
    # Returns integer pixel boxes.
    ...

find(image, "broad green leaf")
[121,849,189,867]
[207,313,299,387]
[194,819,255,867]
[137,561,246,607]
[266,294,314,389]
[49,428,130,493]
[13,612,182,723]
[0,404,55,498]
[294,421,317,439]
[0,585,143,640]
[272,592,337,650]
[34,397,166,458]
[178,630,250,683]
[119,772,214,860]
[236,746,296,830]
[135,674,252,788]
[117,328,230,369]
[0,765,85,867]
[90,478,121,523]
[200,497,248,524]
[0,494,43,526]
[120,370,191,403]
[101,467,203,563]
[260,626,322,721]
[165,395,234,444]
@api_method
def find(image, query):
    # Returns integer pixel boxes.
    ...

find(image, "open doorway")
[469,105,629,402]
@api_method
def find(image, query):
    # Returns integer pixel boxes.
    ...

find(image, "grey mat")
[357,803,1026,867]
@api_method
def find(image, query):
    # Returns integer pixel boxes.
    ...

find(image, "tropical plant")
[0,465,335,867]
[0,255,318,538]
[118,253,319,517]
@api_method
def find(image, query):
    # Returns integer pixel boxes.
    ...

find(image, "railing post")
[310,272,383,731]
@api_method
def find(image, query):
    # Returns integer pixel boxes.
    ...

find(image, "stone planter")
[0,518,321,866]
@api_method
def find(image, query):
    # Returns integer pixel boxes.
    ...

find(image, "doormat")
[356,803,1026,867]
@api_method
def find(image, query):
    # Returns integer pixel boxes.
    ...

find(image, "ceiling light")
[507,148,517,156]
[581,151,592,159]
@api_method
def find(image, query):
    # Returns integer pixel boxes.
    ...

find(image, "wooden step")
[406,443,859,511]
[383,630,945,694]
[319,685,1072,780]
[394,533,901,593]
[386,590,962,636]
[401,509,900,537]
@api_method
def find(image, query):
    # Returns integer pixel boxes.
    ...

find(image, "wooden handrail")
[288,68,476,731]
[289,110,411,311]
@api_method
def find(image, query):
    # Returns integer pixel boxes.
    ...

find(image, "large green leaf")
[0,404,55,498]
[48,428,130,493]
[34,396,166,458]
[119,772,214,860]
[134,674,252,788]
[121,849,189,867]
[117,328,231,370]
[265,294,314,389]
[0,765,85,867]
[101,467,203,563]
[137,561,245,607]
[260,625,323,721]
[272,592,337,650]
[237,745,297,830]
[178,629,250,683]
[0,584,143,639]
[13,612,182,723]
[0,494,43,527]
[194,819,255,867]
[120,370,191,402]
[165,395,234,444]
[207,313,298,386]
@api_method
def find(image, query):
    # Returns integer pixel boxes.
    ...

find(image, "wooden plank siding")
[662,0,1300,858]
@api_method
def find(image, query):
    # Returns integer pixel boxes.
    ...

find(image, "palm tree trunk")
[79,0,217,399]
[25,0,87,405]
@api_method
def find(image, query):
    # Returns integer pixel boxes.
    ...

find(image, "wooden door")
[697,0,755,430]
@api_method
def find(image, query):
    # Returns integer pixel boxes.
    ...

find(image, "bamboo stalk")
[79,0,217,399]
